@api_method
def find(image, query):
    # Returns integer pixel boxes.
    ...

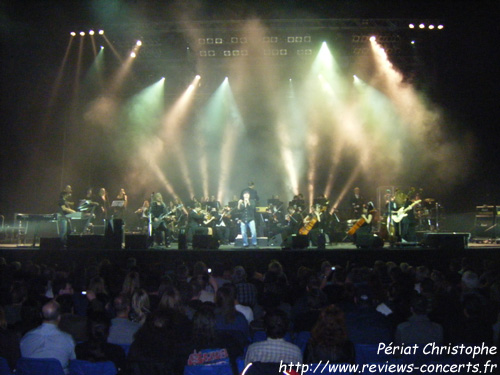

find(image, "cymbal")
[424,198,436,203]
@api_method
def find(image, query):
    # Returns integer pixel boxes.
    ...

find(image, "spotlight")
[411,41,415,45]
[419,23,425,29]
[98,30,104,35]
[369,36,376,42]
[89,30,95,35]
[438,25,444,30]
[70,32,76,36]
[80,31,85,36]
[130,52,136,58]
[428,25,435,30]
[100,46,104,49]
[409,24,415,29]
[136,40,142,46]
[195,75,201,79]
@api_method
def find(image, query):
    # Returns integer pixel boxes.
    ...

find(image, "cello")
[298,205,326,235]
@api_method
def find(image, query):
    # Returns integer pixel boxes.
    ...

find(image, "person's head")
[56,294,74,314]
[232,266,247,284]
[461,271,479,291]
[265,309,289,339]
[354,187,360,195]
[113,294,131,317]
[87,311,111,342]
[159,285,182,312]
[410,294,429,316]
[311,305,348,347]
[63,185,72,194]
[122,271,140,295]
[248,181,255,188]
[192,305,217,345]
[0,306,7,330]
[98,188,106,196]
[216,285,236,322]
[131,289,150,317]
[52,278,73,296]
[88,276,107,295]
[42,300,61,324]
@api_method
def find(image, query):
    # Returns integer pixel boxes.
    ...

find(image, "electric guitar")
[391,200,421,223]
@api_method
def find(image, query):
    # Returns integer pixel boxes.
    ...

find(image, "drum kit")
[415,198,441,231]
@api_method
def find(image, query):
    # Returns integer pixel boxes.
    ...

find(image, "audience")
[0,253,498,374]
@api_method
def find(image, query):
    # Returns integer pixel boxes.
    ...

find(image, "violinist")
[215,205,232,245]
[186,203,210,245]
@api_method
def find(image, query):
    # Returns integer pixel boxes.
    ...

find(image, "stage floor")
[1,235,500,275]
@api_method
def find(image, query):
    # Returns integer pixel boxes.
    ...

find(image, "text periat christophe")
[378,342,497,359]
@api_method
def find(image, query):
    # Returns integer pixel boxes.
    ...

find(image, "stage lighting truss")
[197,34,312,58]
[351,33,402,56]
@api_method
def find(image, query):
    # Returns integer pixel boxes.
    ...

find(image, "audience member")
[75,312,126,373]
[20,300,76,374]
[304,305,355,364]
[107,294,141,345]
[395,294,443,345]
[245,309,302,365]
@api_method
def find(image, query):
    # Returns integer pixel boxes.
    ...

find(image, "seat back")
[16,357,65,375]
[69,359,117,375]
[354,344,393,364]
[184,362,234,375]
[0,356,13,375]
[293,331,312,354]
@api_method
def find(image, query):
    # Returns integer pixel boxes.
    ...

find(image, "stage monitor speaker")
[355,234,384,249]
[193,235,220,250]
[282,234,308,250]
[40,237,63,250]
[268,234,282,246]
[178,229,187,250]
[67,235,105,250]
[125,234,148,250]
[422,232,470,249]
[104,219,123,249]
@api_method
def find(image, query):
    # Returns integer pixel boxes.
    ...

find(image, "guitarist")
[400,196,418,243]
[150,192,171,247]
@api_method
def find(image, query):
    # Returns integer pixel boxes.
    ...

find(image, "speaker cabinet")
[355,234,384,248]
[281,234,309,250]
[125,234,148,250]
[40,237,63,250]
[67,235,105,250]
[422,232,470,249]
[193,235,220,249]
[474,205,495,238]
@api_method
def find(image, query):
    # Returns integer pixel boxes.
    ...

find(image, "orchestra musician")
[214,205,233,245]
[134,199,150,233]
[301,203,329,247]
[350,187,365,219]
[149,192,171,247]
[95,188,110,223]
[58,190,76,244]
[112,188,128,220]
[186,203,211,245]
[238,191,257,248]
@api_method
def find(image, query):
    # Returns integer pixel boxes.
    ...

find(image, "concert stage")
[1,234,499,275]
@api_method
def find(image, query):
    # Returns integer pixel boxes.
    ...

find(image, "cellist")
[301,203,329,246]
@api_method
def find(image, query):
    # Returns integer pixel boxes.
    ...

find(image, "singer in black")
[150,192,170,247]
[238,191,257,247]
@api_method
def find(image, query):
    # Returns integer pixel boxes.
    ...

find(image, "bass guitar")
[391,200,421,223]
